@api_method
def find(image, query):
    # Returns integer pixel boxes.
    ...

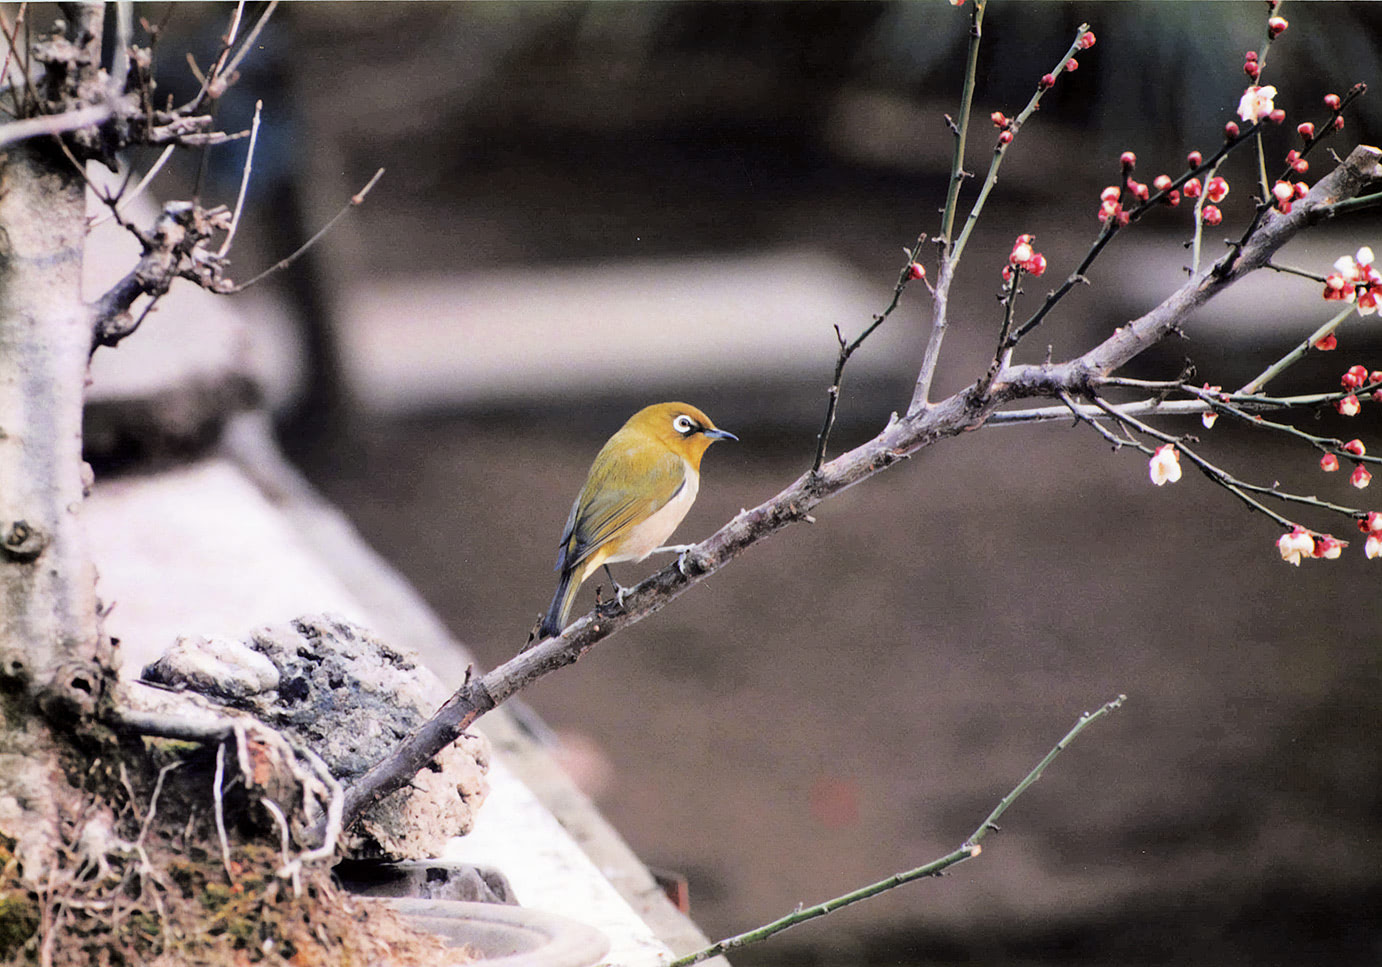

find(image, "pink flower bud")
[1224,121,1240,139]
[998,130,1013,145]
[1100,185,1121,203]
[1343,438,1366,457]
[1324,93,1341,110]
[1025,252,1047,276]
[1153,174,1173,192]
[1269,108,1286,125]
[908,262,926,281]
[1297,122,1315,140]
[991,111,1009,128]
[1065,58,1079,72]
[1320,453,1340,472]
[1337,394,1361,417]
[1359,511,1382,534]
[1120,151,1137,169]
[1352,465,1372,489]
[1010,234,1035,265]
[1206,176,1230,203]
[1201,204,1222,226]
[1343,365,1369,388]
[1039,73,1055,90]
[1186,150,1203,168]
[1267,16,1288,38]
[1078,31,1096,49]
[1333,116,1345,131]
[1313,333,1338,351]
[1182,177,1202,198]
[1312,535,1344,559]
[1272,181,1293,204]
[1244,61,1260,80]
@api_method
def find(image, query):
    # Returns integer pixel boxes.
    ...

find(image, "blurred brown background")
[98,3,1382,964]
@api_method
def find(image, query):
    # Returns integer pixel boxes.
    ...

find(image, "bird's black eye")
[672,414,697,435]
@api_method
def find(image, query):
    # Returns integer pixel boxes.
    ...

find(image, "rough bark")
[0,6,114,881]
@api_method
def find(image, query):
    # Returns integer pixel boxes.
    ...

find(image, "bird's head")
[631,402,737,465]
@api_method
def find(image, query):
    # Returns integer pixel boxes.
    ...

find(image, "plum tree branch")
[331,146,1380,840]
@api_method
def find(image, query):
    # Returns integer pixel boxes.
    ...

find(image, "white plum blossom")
[1148,444,1182,486]
[1237,84,1277,123]
[1276,527,1314,566]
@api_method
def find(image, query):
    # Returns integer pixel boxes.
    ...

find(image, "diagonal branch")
[327,145,1382,841]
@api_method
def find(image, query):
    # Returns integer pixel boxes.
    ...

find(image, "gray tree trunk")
[0,106,112,878]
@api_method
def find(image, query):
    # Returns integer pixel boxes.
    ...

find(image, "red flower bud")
[1224,121,1240,139]
[1186,150,1203,168]
[1324,93,1341,110]
[1120,151,1137,169]
[1297,122,1315,140]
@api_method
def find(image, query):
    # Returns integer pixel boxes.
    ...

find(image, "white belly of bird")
[609,462,699,564]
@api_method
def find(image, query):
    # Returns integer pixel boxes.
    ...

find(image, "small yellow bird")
[538,402,736,639]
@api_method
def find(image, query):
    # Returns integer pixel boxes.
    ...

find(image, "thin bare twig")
[88,145,176,228]
[811,233,927,472]
[226,167,386,292]
[218,99,262,257]
[671,696,1127,966]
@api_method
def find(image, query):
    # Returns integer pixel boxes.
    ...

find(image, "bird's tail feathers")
[538,568,577,639]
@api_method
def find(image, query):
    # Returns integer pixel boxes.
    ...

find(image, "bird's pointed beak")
[703,428,738,442]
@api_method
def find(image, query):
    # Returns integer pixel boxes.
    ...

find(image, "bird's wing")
[556,449,686,572]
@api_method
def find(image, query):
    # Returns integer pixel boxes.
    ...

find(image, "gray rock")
[140,613,489,860]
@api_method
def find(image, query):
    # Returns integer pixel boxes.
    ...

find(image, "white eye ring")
[673,415,696,434]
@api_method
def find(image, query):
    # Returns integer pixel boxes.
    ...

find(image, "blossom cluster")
[1322,247,1382,313]
[1004,234,1046,280]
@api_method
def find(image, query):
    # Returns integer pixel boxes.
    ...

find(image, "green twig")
[950,24,1091,268]
[1238,303,1355,394]
[938,0,985,253]
[669,696,1127,967]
